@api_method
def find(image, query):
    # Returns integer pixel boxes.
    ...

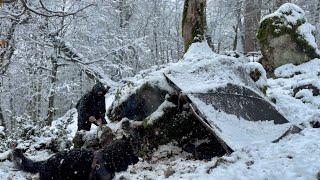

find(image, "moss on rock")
[257,4,320,74]
[182,0,207,52]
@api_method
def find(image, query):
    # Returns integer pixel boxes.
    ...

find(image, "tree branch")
[19,0,94,18]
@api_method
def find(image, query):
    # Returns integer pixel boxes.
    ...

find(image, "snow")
[183,41,217,61]
[189,95,290,150]
[261,3,305,26]
[298,23,320,55]
[0,126,4,136]
[268,59,320,124]
[0,150,11,161]
[245,62,268,88]
[51,108,78,141]
[148,100,176,124]
[0,160,33,180]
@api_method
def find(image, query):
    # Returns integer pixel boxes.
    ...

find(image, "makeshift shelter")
[108,42,291,158]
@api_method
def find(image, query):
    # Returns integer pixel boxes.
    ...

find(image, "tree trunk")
[233,24,239,51]
[244,0,262,53]
[0,17,18,130]
[275,0,288,9]
[46,56,58,126]
[36,78,42,121]
[8,78,15,129]
[233,0,243,51]
[182,0,207,53]
[0,98,5,129]
[315,0,320,25]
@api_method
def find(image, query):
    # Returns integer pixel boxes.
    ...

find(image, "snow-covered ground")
[116,128,320,180]
[1,42,319,179]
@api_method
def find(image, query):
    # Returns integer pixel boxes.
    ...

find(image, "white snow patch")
[0,150,11,161]
[268,59,320,124]
[183,41,217,61]
[245,62,268,88]
[261,3,305,26]
[298,23,320,55]
[51,108,78,140]
[0,126,4,136]
[189,95,290,150]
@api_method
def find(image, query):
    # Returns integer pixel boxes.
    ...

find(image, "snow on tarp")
[163,42,290,150]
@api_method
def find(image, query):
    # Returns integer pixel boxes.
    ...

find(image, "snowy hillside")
[1,43,320,180]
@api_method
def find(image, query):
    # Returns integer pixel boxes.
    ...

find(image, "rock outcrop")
[257,3,320,75]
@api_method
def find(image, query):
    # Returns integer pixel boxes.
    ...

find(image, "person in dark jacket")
[76,82,110,131]
[12,137,139,180]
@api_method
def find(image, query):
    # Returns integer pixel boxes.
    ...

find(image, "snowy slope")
[1,42,319,179]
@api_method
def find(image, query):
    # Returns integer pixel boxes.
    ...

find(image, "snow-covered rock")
[258,3,320,74]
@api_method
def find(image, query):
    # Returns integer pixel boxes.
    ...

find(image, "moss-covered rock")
[257,3,320,75]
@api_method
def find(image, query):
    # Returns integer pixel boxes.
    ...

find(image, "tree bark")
[46,56,58,126]
[182,0,207,53]
[233,0,243,51]
[315,0,320,25]
[244,0,262,53]
[0,99,5,129]
[275,0,289,9]
[0,17,18,130]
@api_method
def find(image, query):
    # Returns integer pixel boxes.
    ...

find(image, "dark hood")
[92,82,108,95]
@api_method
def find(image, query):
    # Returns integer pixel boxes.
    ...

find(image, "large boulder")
[257,3,320,75]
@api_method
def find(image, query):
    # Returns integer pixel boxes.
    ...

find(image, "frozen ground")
[1,43,319,179]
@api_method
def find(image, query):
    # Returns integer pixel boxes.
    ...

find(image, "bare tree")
[182,0,207,53]
[244,0,262,53]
